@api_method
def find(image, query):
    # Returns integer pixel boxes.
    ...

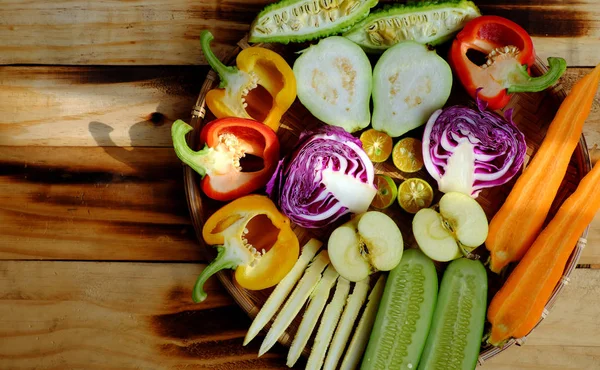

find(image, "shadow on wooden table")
[88,101,173,172]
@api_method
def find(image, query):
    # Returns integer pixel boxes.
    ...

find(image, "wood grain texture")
[0,146,202,261]
[0,261,292,370]
[0,0,598,66]
[0,66,205,147]
[0,261,598,370]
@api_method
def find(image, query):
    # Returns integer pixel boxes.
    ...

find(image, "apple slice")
[328,211,404,282]
[413,209,463,262]
[413,192,488,262]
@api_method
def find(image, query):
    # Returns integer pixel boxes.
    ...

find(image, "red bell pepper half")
[171,117,280,201]
[449,15,567,110]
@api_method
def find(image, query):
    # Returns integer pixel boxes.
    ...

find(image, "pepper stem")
[171,120,210,178]
[507,57,567,94]
[193,245,245,303]
[200,30,238,88]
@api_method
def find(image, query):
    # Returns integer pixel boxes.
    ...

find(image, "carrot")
[488,158,600,346]
[486,64,600,273]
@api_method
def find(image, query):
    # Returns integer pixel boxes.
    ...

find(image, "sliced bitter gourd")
[249,0,379,44]
[418,257,487,370]
[294,36,372,133]
[361,248,438,370]
[343,0,480,53]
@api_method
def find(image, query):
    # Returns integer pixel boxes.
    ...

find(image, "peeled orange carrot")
[486,64,600,273]
[488,158,600,346]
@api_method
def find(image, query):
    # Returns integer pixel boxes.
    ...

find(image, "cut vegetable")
[267,125,377,228]
[413,209,461,262]
[488,159,600,346]
[258,250,330,356]
[371,174,398,210]
[371,41,452,137]
[361,249,438,370]
[392,137,424,173]
[450,16,566,110]
[422,101,527,197]
[360,129,393,163]
[244,238,322,346]
[324,278,370,370]
[328,211,404,282]
[486,64,600,273]
[344,0,481,53]
[293,36,373,133]
[397,178,434,214]
[339,275,386,370]
[287,264,339,367]
[197,195,299,302]
[249,0,379,44]
[418,258,487,370]
[413,192,488,262]
[199,30,296,131]
[172,118,281,202]
[306,277,351,370]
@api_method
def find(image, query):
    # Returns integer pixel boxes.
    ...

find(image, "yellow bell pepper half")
[201,31,296,132]
[193,194,300,303]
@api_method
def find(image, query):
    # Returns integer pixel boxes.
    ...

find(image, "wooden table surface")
[1,1,600,369]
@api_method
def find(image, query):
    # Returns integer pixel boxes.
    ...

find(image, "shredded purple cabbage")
[266,125,376,228]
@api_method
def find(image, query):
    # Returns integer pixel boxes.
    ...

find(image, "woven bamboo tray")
[182,35,592,366]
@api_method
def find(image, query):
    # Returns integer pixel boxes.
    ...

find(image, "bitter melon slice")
[249,0,379,44]
[343,0,480,53]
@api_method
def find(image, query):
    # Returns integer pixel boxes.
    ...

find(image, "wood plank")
[0,261,599,369]
[0,261,292,370]
[0,0,264,66]
[0,146,202,261]
[0,66,205,147]
[0,0,598,67]
[1,66,599,147]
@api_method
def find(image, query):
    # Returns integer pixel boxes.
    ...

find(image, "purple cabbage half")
[422,97,527,198]
[266,125,377,229]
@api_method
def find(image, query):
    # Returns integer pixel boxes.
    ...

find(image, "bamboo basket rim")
[181,35,593,366]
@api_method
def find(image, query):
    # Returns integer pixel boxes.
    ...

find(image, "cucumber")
[371,40,452,137]
[361,249,438,370]
[343,0,480,53]
[418,258,487,370]
[249,0,379,44]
